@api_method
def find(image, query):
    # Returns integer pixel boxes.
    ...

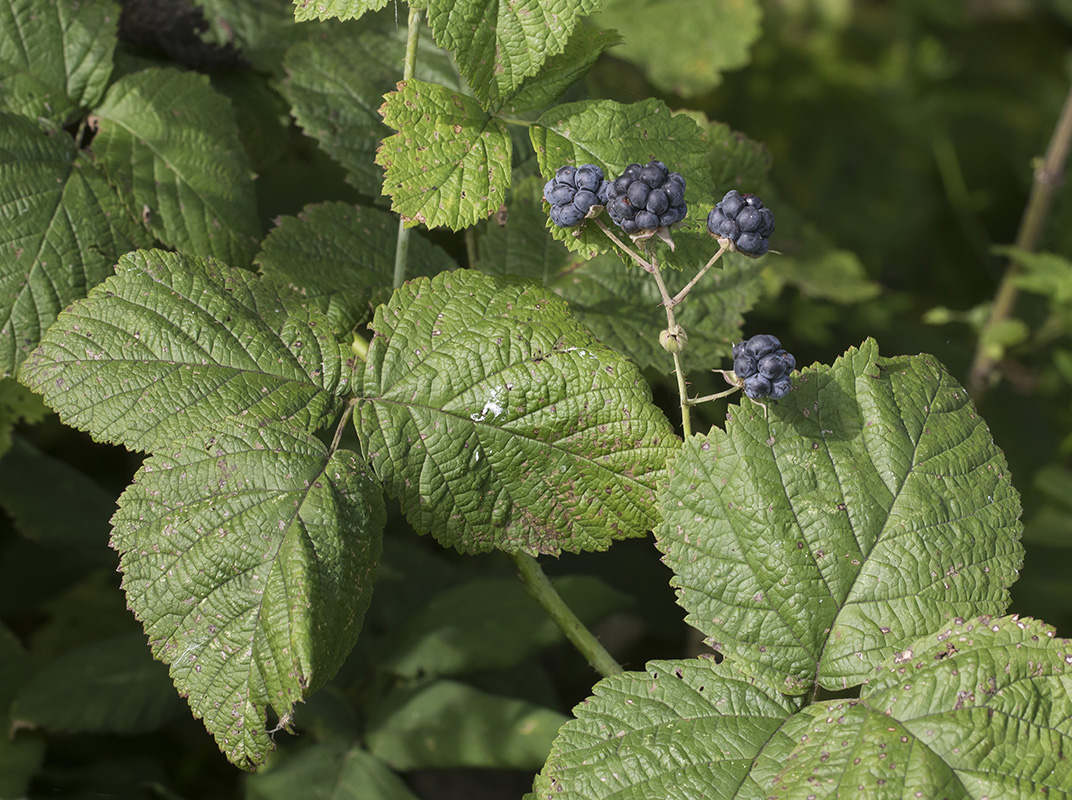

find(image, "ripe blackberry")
[732,334,795,400]
[604,160,687,235]
[543,164,606,227]
[707,190,775,257]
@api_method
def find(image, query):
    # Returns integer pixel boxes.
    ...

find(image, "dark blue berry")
[732,334,795,400]
[604,160,688,235]
[544,164,606,227]
[707,189,775,257]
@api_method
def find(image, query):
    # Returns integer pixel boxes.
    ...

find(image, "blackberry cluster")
[707,190,775,257]
[543,164,608,227]
[732,334,795,400]
[604,161,687,234]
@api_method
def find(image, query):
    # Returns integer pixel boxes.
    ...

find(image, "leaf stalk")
[392,7,423,290]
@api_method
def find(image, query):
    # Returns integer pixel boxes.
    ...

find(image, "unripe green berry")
[659,326,688,355]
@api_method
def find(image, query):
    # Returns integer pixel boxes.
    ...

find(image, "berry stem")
[643,252,694,437]
[512,552,624,678]
[671,242,729,306]
[392,6,423,290]
[593,218,656,272]
[968,80,1072,397]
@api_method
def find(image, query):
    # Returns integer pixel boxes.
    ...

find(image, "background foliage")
[2,0,1072,798]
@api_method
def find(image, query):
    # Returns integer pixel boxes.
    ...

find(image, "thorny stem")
[968,81,1072,397]
[593,218,655,272]
[392,7,423,290]
[671,243,729,307]
[512,553,624,678]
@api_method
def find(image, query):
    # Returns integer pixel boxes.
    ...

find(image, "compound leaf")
[377,79,512,230]
[292,0,389,22]
[418,0,601,107]
[110,420,385,768]
[595,0,762,96]
[771,615,1072,798]
[20,250,348,454]
[530,99,711,266]
[656,338,1023,692]
[255,202,456,336]
[91,68,260,267]
[0,112,151,377]
[0,0,118,124]
[532,658,799,799]
[355,269,677,555]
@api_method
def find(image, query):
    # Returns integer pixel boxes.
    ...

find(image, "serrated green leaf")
[368,679,568,769]
[377,79,512,230]
[499,26,621,116]
[19,250,348,454]
[12,632,183,734]
[380,575,627,677]
[532,658,800,799]
[110,421,385,768]
[0,378,47,458]
[255,202,457,335]
[656,338,1024,692]
[292,0,389,22]
[772,616,1072,798]
[595,0,762,96]
[708,120,771,190]
[0,435,113,561]
[530,99,712,267]
[0,112,151,377]
[355,270,677,555]
[0,0,118,124]
[419,0,601,106]
[91,68,260,267]
[246,740,419,800]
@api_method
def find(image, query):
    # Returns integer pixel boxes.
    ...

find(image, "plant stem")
[392,7,423,290]
[593,218,655,272]
[512,552,624,678]
[671,243,728,306]
[968,81,1072,396]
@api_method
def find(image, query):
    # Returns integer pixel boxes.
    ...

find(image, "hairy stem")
[512,553,624,678]
[672,243,728,306]
[392,7,423,290]
[968,82,1072,396]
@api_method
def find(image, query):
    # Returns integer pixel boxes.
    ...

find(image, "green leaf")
[0,378,48,458]
[595,0,762,96]
[91,68,261,267]
[355,270,677,555]
[532,658,800,799]
[367,679,568,769]
[0,435,114,561]
[12,632,183,734]
[255,202,457,336]
[498,26,622,116]
[419,0,601,106]
[0,0,118,124]
[772,616,1072,798]
[0,623,42,800]
[20,250,349,454]
[246,740,418,800]
[1003,247,1072,306]
[530,99,712,266]
[379,575,627,677]
[110,420,385,768]
[655,338,1024,692]
[377,79,512,230]
[292,0,389,22]
[708,120,772,190]
[194,0,307,72]
[0,112,151,377]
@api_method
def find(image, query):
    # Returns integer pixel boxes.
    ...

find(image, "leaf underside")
[656,338,1024,692]
[355,269,678,555]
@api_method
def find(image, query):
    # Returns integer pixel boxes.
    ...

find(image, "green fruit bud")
[659,325,688,355]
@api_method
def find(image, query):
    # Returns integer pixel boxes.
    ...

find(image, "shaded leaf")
[656,338,1023,692]
[419,0,601,106]
[20,250,348,454]
[532,658,800,799]
[110,420,385,768]
[91,68,261,267]
[12,632,183,734]
[246,739,418,800]
[355,269,677,555]
[368,679,567,770]
[0,112,151,377]
[377,80,512,230]
[0,0,118,124]
[255,202,457,336]
[708,120,771,190]
[0,378,48,458]
[595,0,762,96]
